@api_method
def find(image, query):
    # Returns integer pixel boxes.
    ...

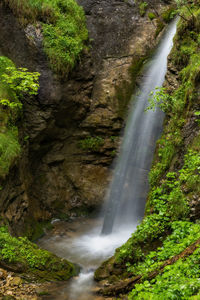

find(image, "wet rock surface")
[0,0,169,234]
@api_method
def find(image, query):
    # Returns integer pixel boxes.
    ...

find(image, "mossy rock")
[31,260,76,282]
[116,54,148,119]
[161,6,176,23]
[155,18,165,38]
[0,226,76,282]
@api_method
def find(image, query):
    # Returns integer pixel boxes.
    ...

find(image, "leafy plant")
[146,87,172,113]
[2,67,39,97]
[129,245,200,300]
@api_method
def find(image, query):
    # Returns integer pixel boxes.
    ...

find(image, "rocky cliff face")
[0,0,170,235]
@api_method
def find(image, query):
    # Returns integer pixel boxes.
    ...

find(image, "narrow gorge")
[0,0,200,299]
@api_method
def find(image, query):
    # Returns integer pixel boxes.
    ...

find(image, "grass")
[5,0,88,76]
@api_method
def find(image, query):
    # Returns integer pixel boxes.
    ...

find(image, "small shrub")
[79,136,104,152]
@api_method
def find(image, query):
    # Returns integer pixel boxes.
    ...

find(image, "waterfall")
[102,18,178,235]
[38,19,178,300]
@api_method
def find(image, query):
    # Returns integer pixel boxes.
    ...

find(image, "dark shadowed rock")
[0,0,170,235]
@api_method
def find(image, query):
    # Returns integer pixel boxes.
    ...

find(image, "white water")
[102,18,178,234]
[67,225,135,299]
[39,219,136,299]
[39,19,178,300]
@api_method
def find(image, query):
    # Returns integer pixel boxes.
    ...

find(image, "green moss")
[0,56,39,179]
[79,136,104,152]
[127,221,200,278]
[155,18,165,38]
[139,1,148,17]
[148,12,156,21]
[0,127,21,178]
[161,6,176,23]
[116,55,147,119]
[0,226,76,281]
[23,219,53,242]
[5,0,88,76]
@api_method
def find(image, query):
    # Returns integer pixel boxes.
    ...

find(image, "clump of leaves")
[129,245,200,300]
[127,221,200,277]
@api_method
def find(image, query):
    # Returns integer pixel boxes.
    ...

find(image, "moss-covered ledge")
[3,0,88,76]
[0,226,76,282]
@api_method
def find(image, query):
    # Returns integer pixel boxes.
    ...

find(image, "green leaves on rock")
[0,226,75,281]
[0,56,40,178]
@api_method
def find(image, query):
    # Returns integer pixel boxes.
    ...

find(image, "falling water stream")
[38,19,178,300]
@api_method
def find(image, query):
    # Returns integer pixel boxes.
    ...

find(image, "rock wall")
[0,0,170,235]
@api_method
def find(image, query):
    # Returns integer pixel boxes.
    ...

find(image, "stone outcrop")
[0,0,171,235]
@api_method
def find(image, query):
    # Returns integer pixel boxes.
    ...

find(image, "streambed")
[38,217,135,299]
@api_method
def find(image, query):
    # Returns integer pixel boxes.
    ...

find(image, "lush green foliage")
[2,67,39,98]
[127,221,200,277]
[129,245,200,300]
[0,226,50,268]
[114,7,200,299]
[79,136,104,152]
[0,226,75,280]
[149,9,200,186]
[0,56,40,178]
[0,56,39,119]
[116,143,200,263]
[5,0,88,75]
